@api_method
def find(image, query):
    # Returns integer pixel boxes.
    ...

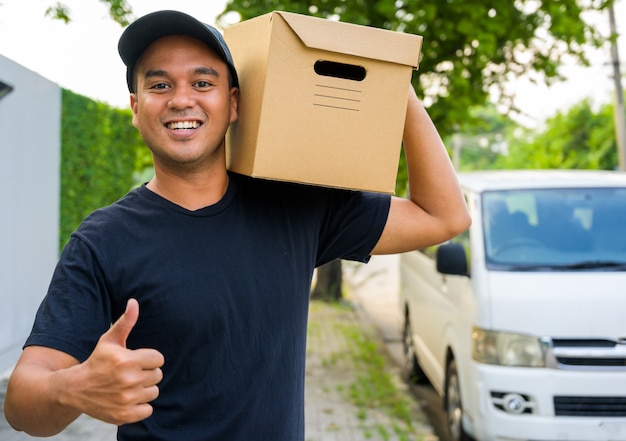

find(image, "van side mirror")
[436,243,468,276]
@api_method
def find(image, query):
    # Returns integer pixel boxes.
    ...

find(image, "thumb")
[101,298,139,348]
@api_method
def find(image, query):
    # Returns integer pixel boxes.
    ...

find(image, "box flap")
[275,11,422,68]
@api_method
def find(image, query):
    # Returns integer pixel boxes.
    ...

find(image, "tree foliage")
[451,104,516,171]
[45,0,132,25]
[218,0,612,140]
[497,99,618,170]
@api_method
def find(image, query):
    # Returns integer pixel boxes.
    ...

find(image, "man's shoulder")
[74,187,149,233]
[231,172,358,204]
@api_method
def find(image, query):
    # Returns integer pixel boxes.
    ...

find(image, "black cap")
[118,10,239,92]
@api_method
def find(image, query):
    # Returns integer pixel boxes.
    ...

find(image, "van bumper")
[469,364,626,441]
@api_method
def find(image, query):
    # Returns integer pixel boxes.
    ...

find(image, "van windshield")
[482,188,626,270]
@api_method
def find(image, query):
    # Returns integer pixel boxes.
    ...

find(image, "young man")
[4,10,470,441]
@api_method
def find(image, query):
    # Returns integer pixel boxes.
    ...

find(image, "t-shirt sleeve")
[24,236,113,362]
[315,190,391,266]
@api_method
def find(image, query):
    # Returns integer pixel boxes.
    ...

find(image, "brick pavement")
[1,299,436,441]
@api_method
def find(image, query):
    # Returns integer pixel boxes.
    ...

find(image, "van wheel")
[445,359,469,441]
[402,316,426,383]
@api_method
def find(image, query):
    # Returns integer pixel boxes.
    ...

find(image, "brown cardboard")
[224,11,423,193]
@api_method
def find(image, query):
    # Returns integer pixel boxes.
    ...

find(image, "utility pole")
[609,3,626,171]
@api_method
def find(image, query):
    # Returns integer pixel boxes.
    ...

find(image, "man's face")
[130,34,238,172]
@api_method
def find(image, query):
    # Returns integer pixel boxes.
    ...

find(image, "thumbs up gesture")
[72,299,165,425]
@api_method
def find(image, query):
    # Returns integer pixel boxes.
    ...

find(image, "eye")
[194,80,213,89]
[149,82,171,91]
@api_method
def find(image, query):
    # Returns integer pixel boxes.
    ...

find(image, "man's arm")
[4,347,84,436]
[372,86,471,255]
[3,299,164,436]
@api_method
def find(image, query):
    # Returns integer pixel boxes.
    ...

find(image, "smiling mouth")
[167,121,201,130]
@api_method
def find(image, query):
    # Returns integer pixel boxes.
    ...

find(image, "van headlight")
[472,327,545,367]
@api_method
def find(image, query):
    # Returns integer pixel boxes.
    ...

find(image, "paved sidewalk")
[1,257,437,440]
[305,300,435,441]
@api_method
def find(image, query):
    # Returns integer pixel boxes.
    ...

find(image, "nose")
[168,85,196,109]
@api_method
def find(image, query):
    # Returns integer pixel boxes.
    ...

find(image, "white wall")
[0,54,61,373]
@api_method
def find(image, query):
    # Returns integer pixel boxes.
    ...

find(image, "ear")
[130,93,139,128]
[229,87,239,124]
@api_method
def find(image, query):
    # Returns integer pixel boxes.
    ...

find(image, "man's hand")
[69,298,165,425]
[4,299,165,436]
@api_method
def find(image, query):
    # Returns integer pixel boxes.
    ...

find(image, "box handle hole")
[314,60,366,81]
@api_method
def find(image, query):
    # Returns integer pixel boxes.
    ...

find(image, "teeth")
[168,121,200,130]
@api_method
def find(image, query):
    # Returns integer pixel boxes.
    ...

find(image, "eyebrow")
[144,67,221,81]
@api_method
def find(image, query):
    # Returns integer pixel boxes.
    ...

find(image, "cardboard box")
[224,11,422,193]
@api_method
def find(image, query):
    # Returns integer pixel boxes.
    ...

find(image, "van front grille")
[556,357,626,367]
[552,338,617,348]
[544,338,626,370]
[554,396,626,417]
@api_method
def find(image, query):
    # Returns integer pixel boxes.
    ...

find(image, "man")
[4,9,470,441]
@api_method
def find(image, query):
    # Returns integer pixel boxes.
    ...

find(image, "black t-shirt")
[26,172,391,441]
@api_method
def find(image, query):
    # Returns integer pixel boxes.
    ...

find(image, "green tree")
[45,0,133,25]
[447,103,518,171]
[218,0,611,300]
[497,99,618,169]
[219,0,611,145]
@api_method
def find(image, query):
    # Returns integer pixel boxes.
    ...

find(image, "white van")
[399,170,626,441]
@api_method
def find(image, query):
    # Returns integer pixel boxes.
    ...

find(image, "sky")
[0,0,624,128]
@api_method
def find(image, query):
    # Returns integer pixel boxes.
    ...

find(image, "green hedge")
[60,89,145,251]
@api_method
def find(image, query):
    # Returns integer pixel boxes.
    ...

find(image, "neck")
[146,164,230,211]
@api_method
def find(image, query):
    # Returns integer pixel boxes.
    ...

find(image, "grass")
[307,300,426,441]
